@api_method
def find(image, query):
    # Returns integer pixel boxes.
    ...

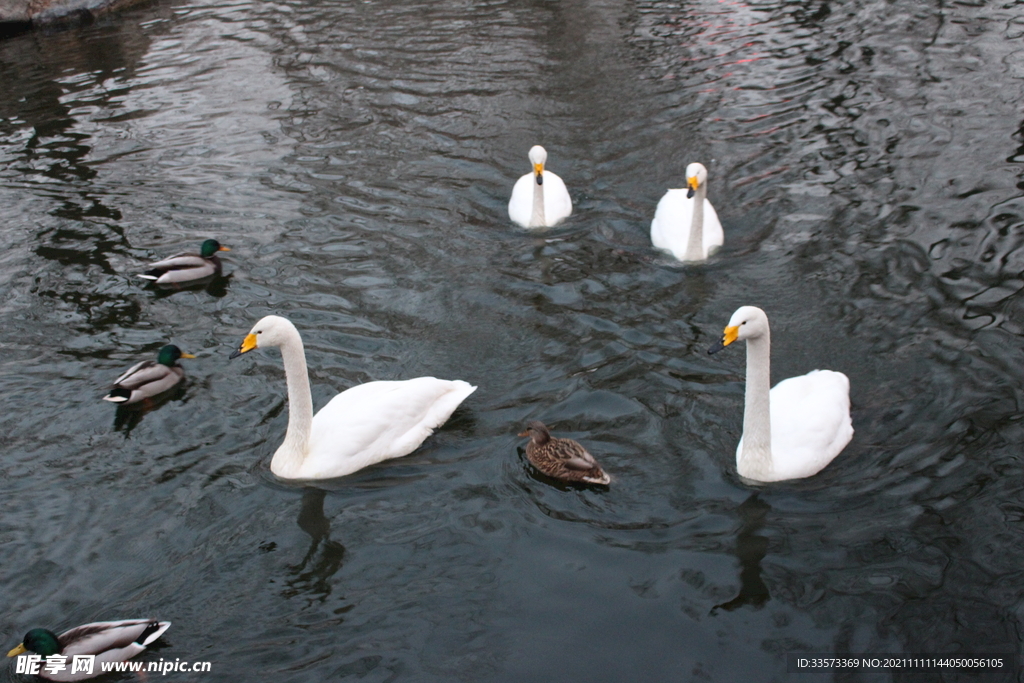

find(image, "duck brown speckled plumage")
[519,421,610,485]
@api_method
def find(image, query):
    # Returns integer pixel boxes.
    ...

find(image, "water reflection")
[2,0,1024,677]
[111,381,187,434]
[0,17,160,334]
[0,12,152,182]
[283,488,346,601]
[713,494,770,613]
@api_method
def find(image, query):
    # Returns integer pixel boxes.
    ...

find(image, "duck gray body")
[519,421,610,485]
[103,345,194,405]
[138,239,229,286]
[7,619,170,682]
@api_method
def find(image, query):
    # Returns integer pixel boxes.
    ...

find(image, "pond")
[1,0,1023,680]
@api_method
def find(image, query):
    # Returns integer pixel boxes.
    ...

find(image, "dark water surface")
[2,0,1024,680]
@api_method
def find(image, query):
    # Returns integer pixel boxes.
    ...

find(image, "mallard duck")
[708,306,853,481]
[508,145,572,229]
[651,162,724,261]
[519,421,610,485]
[138,239,229,285]
[103,345,195,405]
[230,315,477,480]
[7,620,170,682]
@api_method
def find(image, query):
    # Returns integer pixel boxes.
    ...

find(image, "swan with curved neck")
[708,306,853,482]
[508,145,572,229]
[651,162,724,261]
[230,315,477,480]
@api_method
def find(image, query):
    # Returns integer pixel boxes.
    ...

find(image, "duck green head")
[200,239,230,258]
[157,344,197,367]
[8,628,60,657]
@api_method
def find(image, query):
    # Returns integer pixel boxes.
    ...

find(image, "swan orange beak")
[708,325,739,355]
[229,333,258,359]
[534,162,544,185]
[686,175,699,199]
[7,644,26,657]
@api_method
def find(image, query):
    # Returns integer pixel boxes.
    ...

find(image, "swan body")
[231,315,477,480]
[708,306,852,482]
[508,145,572,229]
[138,239,229,286]
[519,421,610,485]
[103,345,195,405]
[7,620,170,682]
[651,162,723,261]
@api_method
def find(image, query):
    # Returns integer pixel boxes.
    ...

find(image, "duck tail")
[103,387,132,403]
[134,621,171,646]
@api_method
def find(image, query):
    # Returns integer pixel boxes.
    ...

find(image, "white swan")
[508,145,572,228]
[651,162,724,261]
[708,306,853,482]
[230,315,477,480]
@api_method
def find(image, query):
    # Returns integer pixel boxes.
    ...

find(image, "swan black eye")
[741,321,746,325]
[256,330,262,334]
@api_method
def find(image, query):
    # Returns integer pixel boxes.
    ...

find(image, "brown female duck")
[519,421,610,485]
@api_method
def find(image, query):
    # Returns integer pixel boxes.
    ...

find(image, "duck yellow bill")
[180,352,197,359]
[218,246,231,252]
[707,325,739,355]
[229,333,258,359]
[8,643,26,657]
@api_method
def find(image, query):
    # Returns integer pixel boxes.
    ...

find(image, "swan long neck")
[740,329,773,479]
[530,175,546,228]
[273,329,314,474]
[684,183,706,261]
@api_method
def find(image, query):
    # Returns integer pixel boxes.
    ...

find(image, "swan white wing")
[296,377,477,479]
[508,173,536,227]
[762,370,853,480]
[651,189,692,259]
[702,200,724,255]
[650,190,724,261]
[541,170,572,225]
[508,171,572,228]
